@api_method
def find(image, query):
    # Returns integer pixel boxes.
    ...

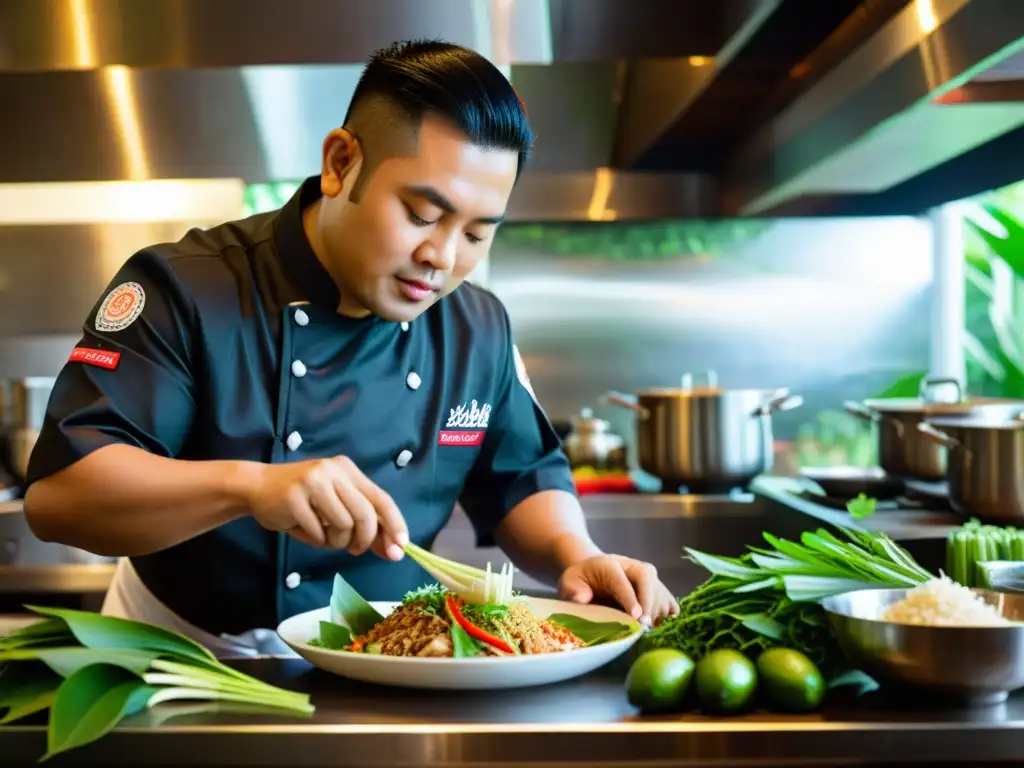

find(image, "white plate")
[276,597,643,690]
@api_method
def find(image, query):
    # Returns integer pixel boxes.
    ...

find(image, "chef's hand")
[244,457,409,560]
[558,555,679,626]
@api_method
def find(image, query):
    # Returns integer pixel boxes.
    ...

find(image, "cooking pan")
[844,376,1023,482]
[602,370,803,491]
[918,414,1024,525]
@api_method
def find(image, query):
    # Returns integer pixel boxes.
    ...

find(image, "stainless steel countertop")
[2,658,1024,766]
[750,475,963,540]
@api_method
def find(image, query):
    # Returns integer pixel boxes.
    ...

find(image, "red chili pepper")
[445,594,515,654]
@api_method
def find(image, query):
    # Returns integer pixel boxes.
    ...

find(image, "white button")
[291,360,307,378]
[395,449,413,468]
[285,572,301,589]
[286,431,303,451]
[400,321,410,332]
[406,372,421,390]
[294,308,309,326]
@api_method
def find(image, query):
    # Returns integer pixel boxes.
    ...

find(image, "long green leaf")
[43,664,156,761]
[0,618,71,649]
[732,576,779,593]
[736,613,786,641]
[328,574,384,635]
[313,621,352,650]
[685,548,763,580]
[781,575,883,602]
[546,614,638,645]
[24,606,213,664]
[0,662,62,725]
[0,648,160,678]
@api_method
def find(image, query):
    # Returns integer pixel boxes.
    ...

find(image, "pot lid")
[859,396,1021,414]
[860,398,976,414]
[927,412,1024,430]
[570,408,611,433]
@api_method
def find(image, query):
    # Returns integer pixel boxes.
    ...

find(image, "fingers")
[330,474,378,555]
[287,493,326,547]
[558,571,595,604]
[293,456,407,559]
[626,560,660,623]
[602,561,643,620]
[349,466,408,550]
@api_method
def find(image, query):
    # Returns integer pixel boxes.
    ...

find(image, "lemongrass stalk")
[149,659,307,702]
[145,687,314,713]
[142,674,308,708]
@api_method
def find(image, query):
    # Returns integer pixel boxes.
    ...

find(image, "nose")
[414,230,458,273]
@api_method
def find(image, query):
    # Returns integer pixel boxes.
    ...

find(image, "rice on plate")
[881,575,1016,627]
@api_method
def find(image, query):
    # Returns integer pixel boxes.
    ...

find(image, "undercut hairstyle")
[342,39,535,201]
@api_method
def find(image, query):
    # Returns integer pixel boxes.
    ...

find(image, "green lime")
[756,647,825,713]
[695,649,757,714]
[625,649,695,714]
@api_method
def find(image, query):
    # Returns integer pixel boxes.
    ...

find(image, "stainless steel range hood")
[0,0,1022,219]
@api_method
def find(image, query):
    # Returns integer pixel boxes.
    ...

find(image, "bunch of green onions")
[643,526,934,677]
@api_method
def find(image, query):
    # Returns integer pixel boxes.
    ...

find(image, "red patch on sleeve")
[69,347,121,370]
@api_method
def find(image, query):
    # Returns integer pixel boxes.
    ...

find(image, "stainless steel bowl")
[821,587,1024,706]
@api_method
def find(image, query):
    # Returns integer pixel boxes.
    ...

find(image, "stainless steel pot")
[8,377,55,480]
[601,371,803,491]
[562,408,628,471]
[844,376,1023,482]
[0,501,113,566]
[918,415,1024,525]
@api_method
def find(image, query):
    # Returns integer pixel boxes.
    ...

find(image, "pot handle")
[753,391,804,417]
[681,370,718,390]
[843,400,906,438]
[916,422,960,449]
[919,376,963,404]
[599,392,650,420]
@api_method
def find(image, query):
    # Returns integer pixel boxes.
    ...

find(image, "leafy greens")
[0,606,314,762]
[644,513,934,678]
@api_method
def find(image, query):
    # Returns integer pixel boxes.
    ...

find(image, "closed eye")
[405,205,435,227]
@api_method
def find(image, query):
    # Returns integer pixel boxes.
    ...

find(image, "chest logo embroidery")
[438,399,490,447]
[95,281,146,333]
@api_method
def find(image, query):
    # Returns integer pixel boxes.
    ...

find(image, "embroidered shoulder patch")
[95,282,146,332]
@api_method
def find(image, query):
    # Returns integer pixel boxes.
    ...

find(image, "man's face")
[313,114,519,322]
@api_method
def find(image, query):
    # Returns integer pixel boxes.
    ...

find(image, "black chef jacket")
[25,176,576,636]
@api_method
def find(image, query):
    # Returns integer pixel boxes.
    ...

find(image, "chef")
[23,40,678,656]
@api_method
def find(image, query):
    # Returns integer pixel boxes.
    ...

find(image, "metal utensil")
[917,416,1024,524]
[601,373,802,491]
[821,587,1024,706]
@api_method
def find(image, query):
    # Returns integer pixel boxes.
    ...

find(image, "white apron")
[101,558,299,660]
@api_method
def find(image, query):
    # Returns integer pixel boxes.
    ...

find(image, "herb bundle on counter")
[0,606,313,762]
[643,519,934,679]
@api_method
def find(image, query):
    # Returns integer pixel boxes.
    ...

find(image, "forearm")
[24,444,258,557]
[493,489,602,586]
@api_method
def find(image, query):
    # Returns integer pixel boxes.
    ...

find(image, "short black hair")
[344,40,535,176]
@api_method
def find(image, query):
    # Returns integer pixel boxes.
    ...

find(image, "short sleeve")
[458,317,577,546]
[25,249,198,487]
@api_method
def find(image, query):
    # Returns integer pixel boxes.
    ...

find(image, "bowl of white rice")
[821,576,1024,705]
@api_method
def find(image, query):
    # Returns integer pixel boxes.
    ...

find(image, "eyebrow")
[406,185,505,225]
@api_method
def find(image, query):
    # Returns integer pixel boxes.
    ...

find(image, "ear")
[320,128,361,199]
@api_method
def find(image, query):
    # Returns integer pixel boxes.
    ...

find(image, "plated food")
[339,585,595,658]
[276,574,644,689]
